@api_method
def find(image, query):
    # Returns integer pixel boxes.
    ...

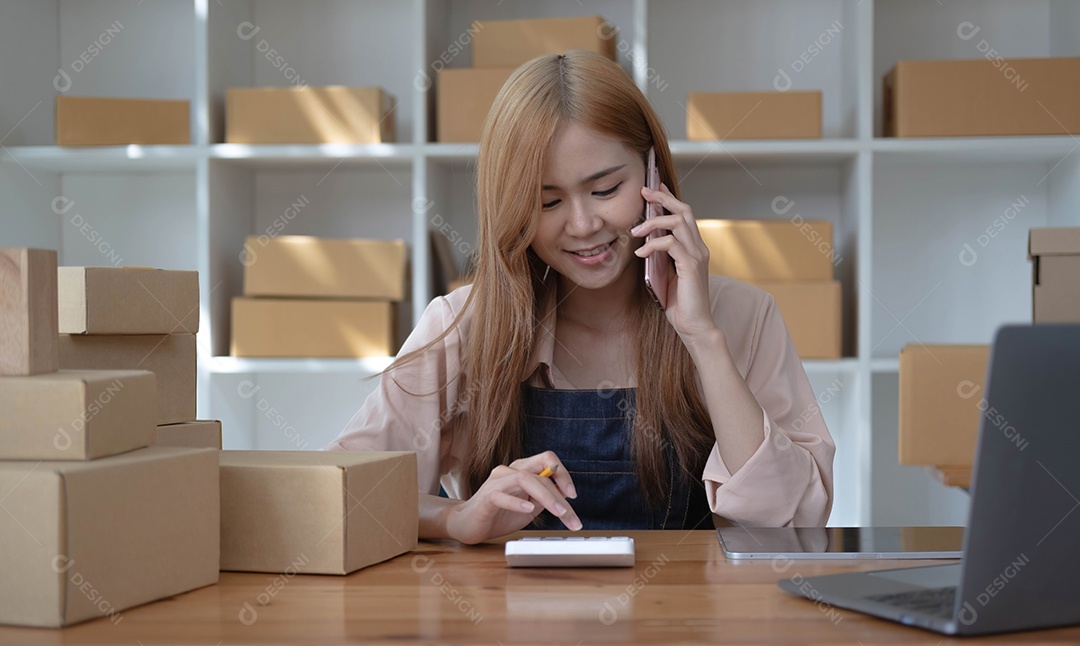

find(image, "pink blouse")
[326,275,835,527]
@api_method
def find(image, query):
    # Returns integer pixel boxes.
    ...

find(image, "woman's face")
[531,121,646,293]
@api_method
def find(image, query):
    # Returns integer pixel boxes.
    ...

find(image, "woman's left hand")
[631,183,720,341]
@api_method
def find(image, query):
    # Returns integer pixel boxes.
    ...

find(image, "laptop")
[779,324,1080,635]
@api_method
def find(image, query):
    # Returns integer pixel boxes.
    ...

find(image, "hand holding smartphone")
[643,147,671,310]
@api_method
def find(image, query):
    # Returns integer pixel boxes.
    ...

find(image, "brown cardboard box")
[884,57,1080,137]
[219,450,417,575]
[56,96,190,146]
[1029,227,1080,323]
[58,267,199,335]
[687,91,823,140]
[698,219,837,281]
[436,67,515,142]
[226,86,396,144]
[0,370,155,460]
[472,16,616,68]
[58,334,196,424]
[1,248,58,375]
[0,446,219,627]
[243,235,407,300]
[898,344,990,467]
[751,281,842,359]
[231,298,395,358]
[155,420,222,450]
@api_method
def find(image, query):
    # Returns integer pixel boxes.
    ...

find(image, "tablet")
[717,526,965,560]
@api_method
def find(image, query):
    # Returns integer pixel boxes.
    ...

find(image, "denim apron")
[522,386,712,530]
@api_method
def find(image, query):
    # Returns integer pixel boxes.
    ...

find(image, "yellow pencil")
[537,465,558,479]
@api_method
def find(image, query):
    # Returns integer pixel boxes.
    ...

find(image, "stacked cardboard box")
[225,86,396,144]
[56,266,219,448]
[56,96,190,146]
[898,344,990,470]
[232,235,407,357]
[437,15,615,142]
[697,219,842,359]
[1029,227,1080,323]
[0,249,218,627]
[687,91,823,140]
[219,451,418,574]
[884,57,1080,137]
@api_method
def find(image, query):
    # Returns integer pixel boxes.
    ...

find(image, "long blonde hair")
[399,50,713,506]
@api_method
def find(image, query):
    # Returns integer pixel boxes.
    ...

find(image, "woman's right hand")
[445,451,582,545]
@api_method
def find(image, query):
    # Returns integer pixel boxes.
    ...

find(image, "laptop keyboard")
[866,586,957,618]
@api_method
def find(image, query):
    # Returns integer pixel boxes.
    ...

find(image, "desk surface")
[4,530,1078,645]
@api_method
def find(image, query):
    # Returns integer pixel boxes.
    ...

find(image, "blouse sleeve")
[701,293,836,527]
[324,294,465,497]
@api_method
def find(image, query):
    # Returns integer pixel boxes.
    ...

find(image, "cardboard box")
[231,298,395,358]
[687,91,822,140]
[751,281,842,359]
[1029,227,1080,323]
[243,235,408,300]
[898,344,990,467]
[436,67,515,142]
[226,86,396,144]
[1,248,58,375]
[698,219,836,281]
[58,266,199,335]
[56,96,190,146]
[58,334,196,424]
[219,450,417,575]
[472,16,616,68]
[0,446,219,627]
[884,57,1080,137]
[0,369,155,460]
[155,420,222,450]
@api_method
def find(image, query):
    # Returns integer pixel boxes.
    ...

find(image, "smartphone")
[643,147,670,310]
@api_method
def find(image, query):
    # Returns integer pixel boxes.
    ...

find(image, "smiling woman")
[327,50,835,544]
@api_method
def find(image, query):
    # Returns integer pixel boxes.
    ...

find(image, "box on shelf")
[243,235,408,301]
[898,344,990,467]
[884,57,1080,137]
[0,370,155,460]
[219,450,417,575]
[154,420,222,450]
[687,91,823,140]
[1,248,58,376]
[1029,227,1080,323]
[226,86,396,144]
[472,15,616,68]
[698,219,837,282]
[58,334,196,425]
[750,281,842,359]
[231,298,395,358]
[436,67,515,143]
[58,267,199,335]
[56,96,190,146]
[0,447,219,627]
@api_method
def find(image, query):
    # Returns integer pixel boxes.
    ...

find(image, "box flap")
[343,452,418,573]
[219,453,347,573]
[59,447,218,625]
[0,464,67,627]
[1029,227,1080,257]
[219,449,413,469]
[56,267,88,335]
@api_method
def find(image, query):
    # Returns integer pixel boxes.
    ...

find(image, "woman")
[327,50,834,544]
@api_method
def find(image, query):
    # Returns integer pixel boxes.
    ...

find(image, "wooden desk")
[3,530,1077,644]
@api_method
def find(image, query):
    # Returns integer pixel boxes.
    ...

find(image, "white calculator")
[505,536,636,568]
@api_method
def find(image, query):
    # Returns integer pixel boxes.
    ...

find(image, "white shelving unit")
[2,0,1078,527]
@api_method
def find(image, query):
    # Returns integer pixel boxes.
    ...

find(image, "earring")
[542,264,551,282]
